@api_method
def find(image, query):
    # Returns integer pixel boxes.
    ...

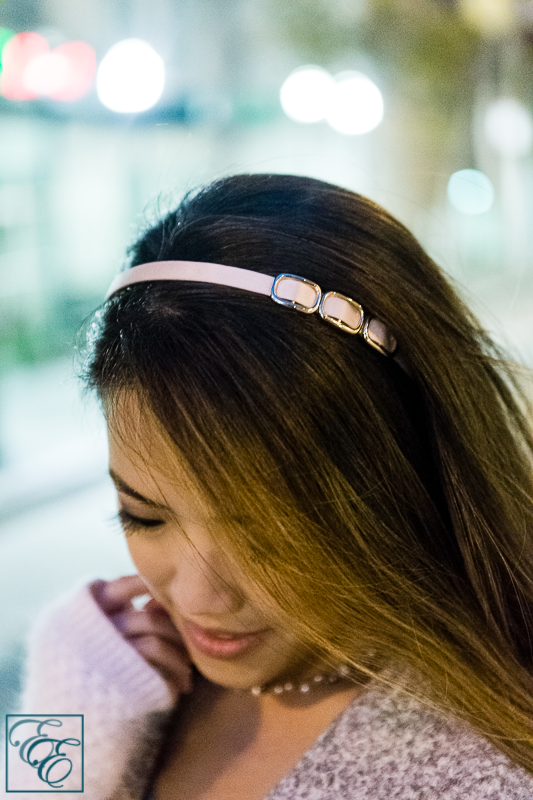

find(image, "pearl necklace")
[250,665,352,696]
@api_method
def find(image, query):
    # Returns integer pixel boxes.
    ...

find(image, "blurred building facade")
[0,0,532,371]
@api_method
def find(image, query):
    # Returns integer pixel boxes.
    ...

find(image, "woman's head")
[84,174,533,765]
[107,406,320,692]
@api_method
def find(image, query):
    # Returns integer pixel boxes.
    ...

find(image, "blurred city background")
[1,0,533,715]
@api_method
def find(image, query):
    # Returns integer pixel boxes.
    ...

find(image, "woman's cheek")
[126,537,176,598]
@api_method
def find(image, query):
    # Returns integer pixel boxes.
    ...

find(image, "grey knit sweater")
[264,679,533,799]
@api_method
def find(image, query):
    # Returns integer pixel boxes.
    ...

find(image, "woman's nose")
[169,546,244,618]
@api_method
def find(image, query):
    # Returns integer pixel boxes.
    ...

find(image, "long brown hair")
[83,174,533,772]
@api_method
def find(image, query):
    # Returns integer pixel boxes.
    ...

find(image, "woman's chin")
[190,656,273,691]
[189,648,323,694]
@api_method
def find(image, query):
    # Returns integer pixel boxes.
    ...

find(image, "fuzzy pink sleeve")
[2,582,176,800]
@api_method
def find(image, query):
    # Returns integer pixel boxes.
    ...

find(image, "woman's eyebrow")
[108,468,167,509]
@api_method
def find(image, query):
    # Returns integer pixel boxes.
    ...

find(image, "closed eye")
[117,508,165,535]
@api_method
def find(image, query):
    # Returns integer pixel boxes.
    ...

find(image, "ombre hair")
[83,174,533,772]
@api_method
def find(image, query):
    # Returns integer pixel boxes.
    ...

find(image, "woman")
[9,174,533,799]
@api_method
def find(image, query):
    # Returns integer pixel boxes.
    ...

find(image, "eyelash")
[116,508,165,535]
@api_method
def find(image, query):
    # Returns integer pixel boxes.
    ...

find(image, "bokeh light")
[484,98,533,158]
[23,52,70,97]
[458,0,514,36]
[23,41,96,101]
[447,169,494,215]
[0,32,49,100]
[0,34,95,102]
[0,28,16,70]
[96,39,165,113]
[325,71,384,135]
[279,66,334,123]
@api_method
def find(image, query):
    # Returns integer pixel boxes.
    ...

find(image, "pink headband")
[105,260,397,357]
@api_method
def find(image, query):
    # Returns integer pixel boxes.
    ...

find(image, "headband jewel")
[105,260,397,357]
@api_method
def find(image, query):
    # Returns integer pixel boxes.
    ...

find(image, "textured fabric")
[3,582,533,800]
[264,679,533,799]
[1,582,175,800]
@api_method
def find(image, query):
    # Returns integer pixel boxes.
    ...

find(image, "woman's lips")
[181,619,269,660]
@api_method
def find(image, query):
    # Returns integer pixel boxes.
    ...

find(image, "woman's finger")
[110,609,187,649]
[129,634,194,695]
[144,597,171,617]
[91,575,149,613]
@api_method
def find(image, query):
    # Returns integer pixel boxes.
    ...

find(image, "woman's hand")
[90,575,193,699]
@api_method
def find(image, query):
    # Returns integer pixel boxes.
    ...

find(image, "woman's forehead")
[106,391,179,467]
[107,397,208,509]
